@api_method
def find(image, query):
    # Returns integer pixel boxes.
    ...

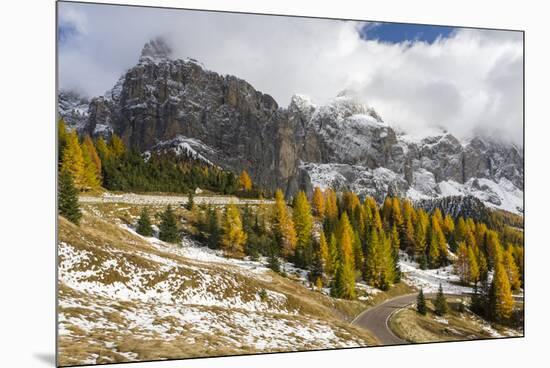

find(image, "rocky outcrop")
[57,38,523,212]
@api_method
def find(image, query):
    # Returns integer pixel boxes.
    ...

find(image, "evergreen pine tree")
[417,288,427,315]
[58,169,82,225]
[419,254,428,270]
[186,190,195,211]
[136,207,153,236]
[309,242,325,288]
[206,206,221,249]
[434,283,449,316]
[267,248,281,273]
[159,205,179,243]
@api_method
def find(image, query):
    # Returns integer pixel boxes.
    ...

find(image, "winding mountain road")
[352,293,466,345]
[352,294,418,345]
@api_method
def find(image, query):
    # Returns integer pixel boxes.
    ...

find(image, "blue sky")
[360,23,455,44]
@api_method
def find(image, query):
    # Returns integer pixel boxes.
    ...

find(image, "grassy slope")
[58,203,395,366]
[389,298,523,343]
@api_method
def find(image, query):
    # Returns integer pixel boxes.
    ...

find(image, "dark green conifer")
[206,206,221,249]
[159,205,179,243]
[434,283,449,316]
[136,207,153,236]
[186,190,195,211]
[58,169,82,225]
[417,288,427,315]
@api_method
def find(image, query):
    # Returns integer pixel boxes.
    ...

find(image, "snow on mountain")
[305,161,523,214]
[289,94,316,115]
[146,135,217,166]
[57,38,523,216]
[439,177,523,214]
[58,90,89,131]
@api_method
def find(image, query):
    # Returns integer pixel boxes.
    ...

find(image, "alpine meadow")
[56,2,524,366]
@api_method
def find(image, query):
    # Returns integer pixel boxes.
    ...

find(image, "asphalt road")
[351,293,420,345]
[352,291,523,345]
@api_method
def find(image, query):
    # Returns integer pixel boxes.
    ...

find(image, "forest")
[58,120,523,325]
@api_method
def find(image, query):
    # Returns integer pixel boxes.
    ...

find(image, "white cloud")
[58,3,523,145]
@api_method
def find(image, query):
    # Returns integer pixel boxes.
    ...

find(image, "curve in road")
[352,293,418,345]
[352,293,470,345]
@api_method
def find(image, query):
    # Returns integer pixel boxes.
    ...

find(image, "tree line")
[58,119,260,196]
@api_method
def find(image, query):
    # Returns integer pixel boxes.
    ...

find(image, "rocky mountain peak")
[57,39,524,214]
[139,37,173,63]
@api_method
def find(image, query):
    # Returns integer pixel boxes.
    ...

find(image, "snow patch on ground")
[398,253,473,295]
[58,219,371,365]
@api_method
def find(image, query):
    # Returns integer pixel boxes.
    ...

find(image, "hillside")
[57,202,380,366]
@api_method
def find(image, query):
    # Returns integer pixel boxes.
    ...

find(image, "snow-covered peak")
[139,37,173,64]
[397,127,452,145]
[289,94,316,112]
[312,92,383,126]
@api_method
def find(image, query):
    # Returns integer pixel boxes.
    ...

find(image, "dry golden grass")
[388,299,518,343]
[57,203,384,365]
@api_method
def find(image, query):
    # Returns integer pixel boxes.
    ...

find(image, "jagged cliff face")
[58,38,524,214]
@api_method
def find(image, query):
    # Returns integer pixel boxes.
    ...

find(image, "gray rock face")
[57,38,523,212]
[58,91,89,131]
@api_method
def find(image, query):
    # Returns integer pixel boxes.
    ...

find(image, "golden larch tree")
[238,170,253,191]
[61,130,85,189]
[503,247,521,291]
[221,203,247,258]
[311,186,325,218]
[273,189,297,258]
[493,260,515,321]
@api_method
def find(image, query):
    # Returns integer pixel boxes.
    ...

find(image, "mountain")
[57,37,524,214]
